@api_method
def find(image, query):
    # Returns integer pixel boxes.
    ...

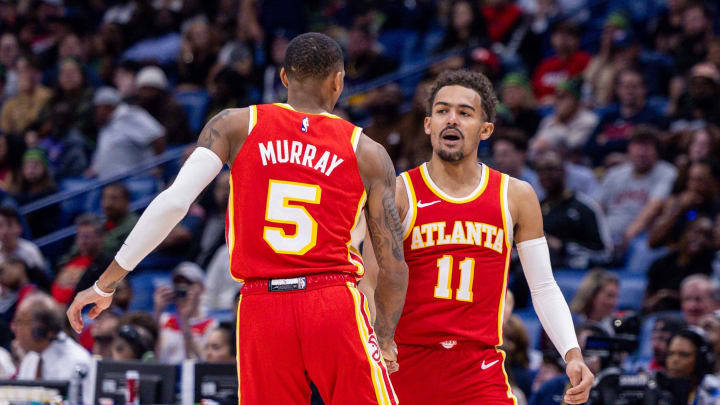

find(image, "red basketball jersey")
[226,103,366,281]
[395,163,513,347]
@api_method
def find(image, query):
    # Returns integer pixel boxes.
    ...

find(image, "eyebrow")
[434,101,476,111]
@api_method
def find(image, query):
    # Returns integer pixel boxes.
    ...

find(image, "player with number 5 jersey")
[361,70,595,405]
[66,33,408,405]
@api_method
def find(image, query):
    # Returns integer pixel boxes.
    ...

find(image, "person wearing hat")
[532,19,591,104]
[86,86,165,178]
[8,148,59,238]
[153,261,217,363]
[496,72,541,138]
[534,78,599,151]
[135,65,192,145]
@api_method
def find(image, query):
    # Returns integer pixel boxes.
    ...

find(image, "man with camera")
[153,262,217,363]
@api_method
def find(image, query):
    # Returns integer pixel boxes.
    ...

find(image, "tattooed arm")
[357,134,409,365]
[67,109,248,333]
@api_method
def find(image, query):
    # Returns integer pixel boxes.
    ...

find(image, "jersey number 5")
[434,255,475,302]
[263,180,321,255]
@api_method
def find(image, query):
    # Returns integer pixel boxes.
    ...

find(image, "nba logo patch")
[301,117,309,132]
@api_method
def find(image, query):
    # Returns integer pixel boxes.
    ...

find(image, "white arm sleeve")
[517,236,580,360]
[115,147,223,270]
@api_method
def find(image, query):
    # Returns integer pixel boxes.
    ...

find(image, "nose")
[445,110,459,126]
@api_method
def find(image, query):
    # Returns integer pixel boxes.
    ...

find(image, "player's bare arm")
[359,175,409,321]
[508,177,594,404]
[67,108,248,333]
[357,134,409,363]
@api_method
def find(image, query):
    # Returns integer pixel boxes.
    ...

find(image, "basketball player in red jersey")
[362,70,594,404]
[66,33,408,405]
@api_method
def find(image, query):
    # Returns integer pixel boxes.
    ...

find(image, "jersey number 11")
[434,255,475,302]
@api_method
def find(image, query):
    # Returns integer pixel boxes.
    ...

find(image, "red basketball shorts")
[236,273,398,405]
[391,342,517,405]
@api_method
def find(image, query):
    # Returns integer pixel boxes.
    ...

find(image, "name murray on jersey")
[410,220,505,253]
[258,139,344,176]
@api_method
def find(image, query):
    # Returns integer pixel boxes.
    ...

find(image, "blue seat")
[616,273,647,311]
[175,90,210,134]
[125,176,161,201]
[553,269,586,302]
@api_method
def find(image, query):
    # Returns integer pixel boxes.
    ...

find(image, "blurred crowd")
[0,0,718,403]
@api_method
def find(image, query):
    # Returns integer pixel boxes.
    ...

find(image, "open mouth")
[442,133,461,141]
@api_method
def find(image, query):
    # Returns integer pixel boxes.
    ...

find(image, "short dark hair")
[75,213,104,233]
[103,182,130,200]
[427,70,498,123]
[283,33,344,81]
[0,206,21,224]
[217,322,237,356]
[629,125,661,151]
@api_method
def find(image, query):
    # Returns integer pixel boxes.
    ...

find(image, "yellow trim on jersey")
[248,105,258,133]
[500,174,512,250]
[419,163,489,204]
[272,103,342,119]
[347,283,398,405]
[496,173,512,341]
[236,295,243,404]
[347,191,368,277]
[496,347,519,405]
[351,126,362,151]
[227,173,243,283]
[400,172,417,240]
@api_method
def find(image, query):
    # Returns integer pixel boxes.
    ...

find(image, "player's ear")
[424,116,431,136]
[280,67,289,89]
[479,122,494,141]
[332,70,344,94]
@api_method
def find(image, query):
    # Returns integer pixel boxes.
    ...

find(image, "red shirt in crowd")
[532,51,591,100]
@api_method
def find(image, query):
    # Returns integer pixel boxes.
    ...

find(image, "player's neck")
[426,155,483,196]
[286,88,333,115]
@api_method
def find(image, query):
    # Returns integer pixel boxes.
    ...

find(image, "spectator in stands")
[532,20,590,104]
[99,183,138,257]
[12,293,92,404]
[585,69,663,166]
[206,67,249,120]
[535,151,613,268]
[113,60,138,100]
[680,275,719,326]
[533,78,599,152]
[0,32,20,98]
[491,129,542,197]
[261,31,290,104]
[648,314,687,372]
[7,148,59,238]
[699,311,720,373]
[53,214,106,306]
[437,0,487,53]
[111,322,156,362]
[569,269,619,334]
[584,14,635,106]
[0,257,38,324]
[502,314,534,399]
[88,309,121,358]
[495,73,541,139]
[480,0,523,45]
[0,206,46,272]
[596,127,677,250]
[195,171,230,267]
[344,23,398,87]
[203,322,236,363]
[673,2,714,73]
[0,54,52,136]
[154,262,217,363]
[650,0,687,55]
[177,16,219,90]
[396,80,433,172]
[646,218,716,312]
[665,327,720,404]
[670,62,720,129]
[86,86,166,178]
[33,98,92,178]
[48,57,94,136]
[672,125,720,175]
[135,65,193,145]
[0,133,21,189]
[364,83,405,161]
[648,160,719,248]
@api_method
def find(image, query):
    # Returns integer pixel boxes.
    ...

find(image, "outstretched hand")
[66,286,113,334]
[564,357,594,404]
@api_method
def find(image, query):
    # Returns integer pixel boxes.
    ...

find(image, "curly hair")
[283,33,344,81]
[426,70,499,123]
